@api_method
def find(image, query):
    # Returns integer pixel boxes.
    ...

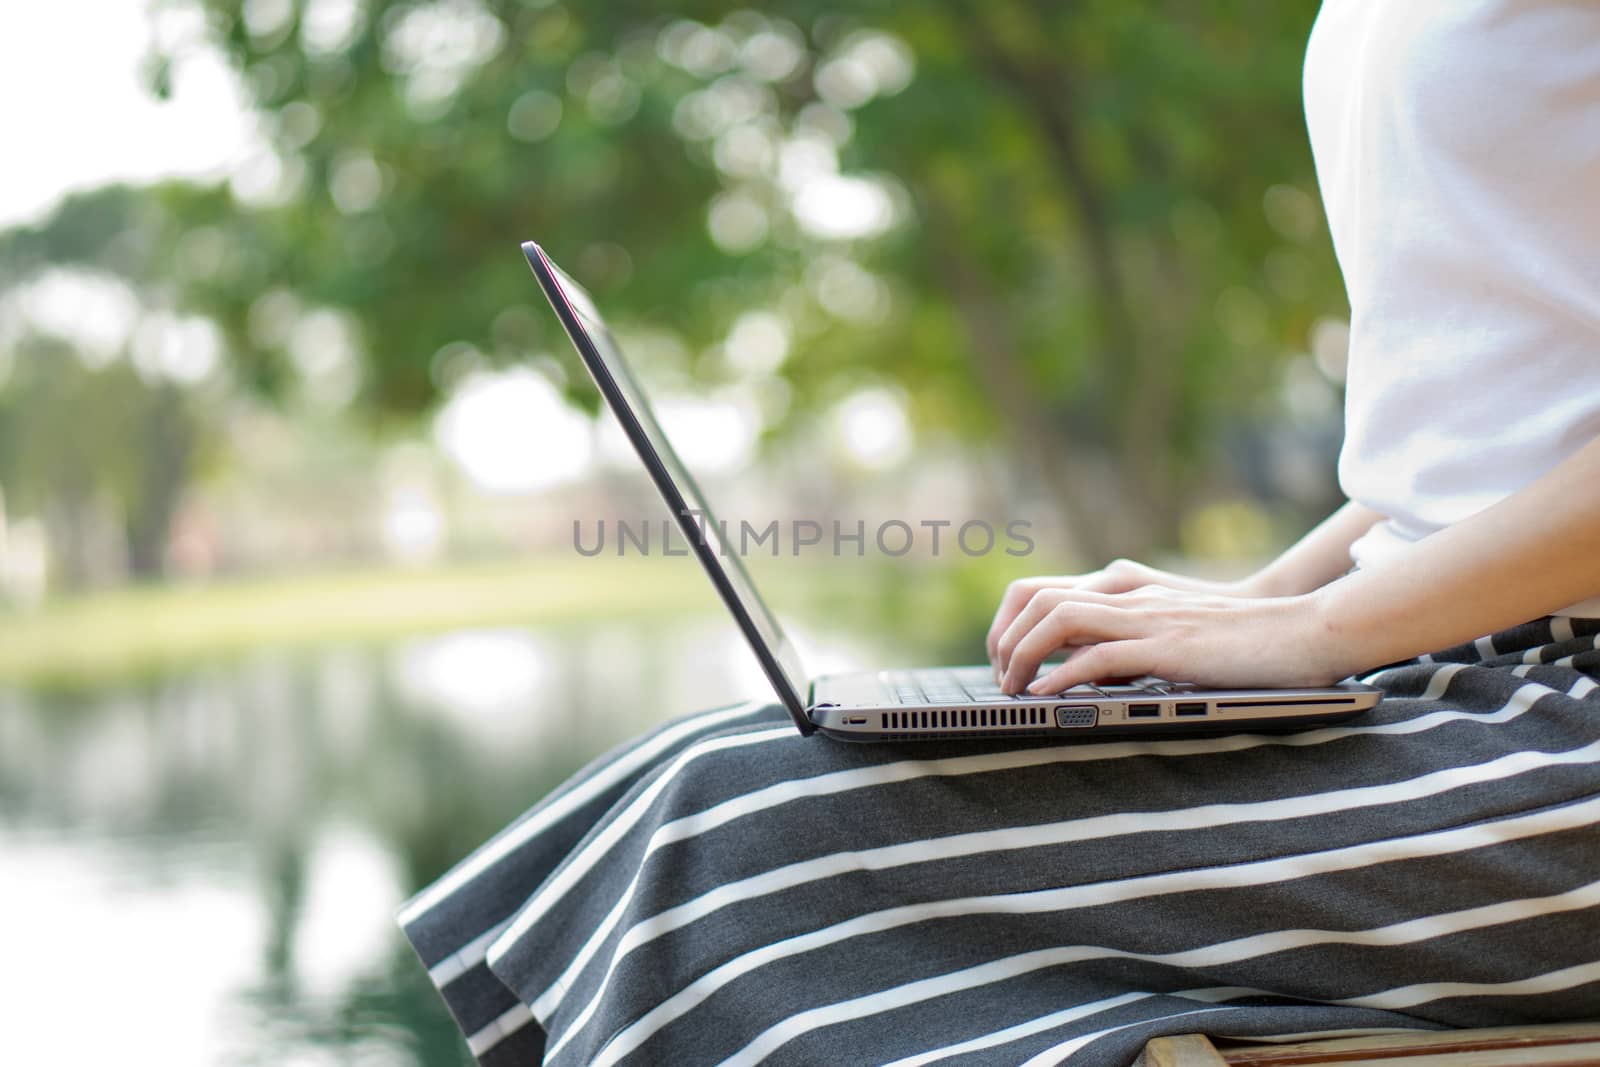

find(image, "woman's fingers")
[1027,641,1153,694]
[994,586,1121,680]
[998,598,1146,693]
[986,577,1073,664]
[1068,559,1150,596]
[985,583,1032,665]
[985,562,1169,668]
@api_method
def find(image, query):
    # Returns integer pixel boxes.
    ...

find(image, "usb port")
[1127,703,1160,718]
[1175,702,1208,717]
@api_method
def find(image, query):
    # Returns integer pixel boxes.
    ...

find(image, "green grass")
[0,557,721,689]
[0,553,1015,691]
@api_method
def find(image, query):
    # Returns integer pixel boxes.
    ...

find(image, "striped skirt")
[398,616,1600,1065]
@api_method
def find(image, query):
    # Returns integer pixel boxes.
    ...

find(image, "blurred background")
[0,0,1356,1062]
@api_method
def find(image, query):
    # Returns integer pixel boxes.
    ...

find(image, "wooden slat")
[1136,1035,1230,1067]
[1227,1048,1600,1067]
[1214,1024,1600,1066]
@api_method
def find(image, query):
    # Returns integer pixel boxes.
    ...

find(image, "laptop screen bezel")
[522,241,814,734]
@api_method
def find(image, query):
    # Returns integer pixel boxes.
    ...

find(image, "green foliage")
[4,0,1348,563]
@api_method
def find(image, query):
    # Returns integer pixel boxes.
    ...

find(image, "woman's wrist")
[1232,568,1298,600]
[1232,572,1274,599]
[1301,575,1409,681]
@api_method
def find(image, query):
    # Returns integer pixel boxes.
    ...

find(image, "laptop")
[523,241,1381,741]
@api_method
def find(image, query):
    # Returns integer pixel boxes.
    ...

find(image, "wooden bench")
[1137,1024,1600,1067]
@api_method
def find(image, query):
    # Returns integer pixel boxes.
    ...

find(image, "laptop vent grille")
[881,706,1050,732]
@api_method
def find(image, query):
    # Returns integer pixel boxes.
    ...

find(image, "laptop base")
[807,668,1379,742]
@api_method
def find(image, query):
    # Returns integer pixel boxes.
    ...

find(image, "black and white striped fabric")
[398,616,1600,1065]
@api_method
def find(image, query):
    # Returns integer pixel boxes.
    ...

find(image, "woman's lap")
[400,616,1600,1066]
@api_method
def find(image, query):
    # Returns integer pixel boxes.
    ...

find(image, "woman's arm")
[1315,434,1600,677]
[1244,500,1384,597]
[993,436,1600,694]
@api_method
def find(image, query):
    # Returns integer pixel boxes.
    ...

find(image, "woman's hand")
[985,559,1263,667]
[990,581,1355,695]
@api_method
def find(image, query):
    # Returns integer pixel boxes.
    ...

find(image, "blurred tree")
[4,0,1347,566]
[0,186,240,584]
[0,333,210,584]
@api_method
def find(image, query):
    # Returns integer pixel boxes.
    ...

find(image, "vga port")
[1055,705,1098,729]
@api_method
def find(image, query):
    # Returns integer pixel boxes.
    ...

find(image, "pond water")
[0,620,887,1065]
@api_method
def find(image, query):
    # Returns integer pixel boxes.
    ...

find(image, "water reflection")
[0,620,870,1065]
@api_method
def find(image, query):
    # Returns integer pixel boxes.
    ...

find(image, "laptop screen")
[523,242,812,729]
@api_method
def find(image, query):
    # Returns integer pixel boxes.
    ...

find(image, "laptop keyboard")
[883,667,1201,705]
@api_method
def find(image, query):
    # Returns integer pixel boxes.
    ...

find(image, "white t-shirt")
[1304,0,1600,617]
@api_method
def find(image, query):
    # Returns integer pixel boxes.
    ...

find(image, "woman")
[401,2,1600,1063]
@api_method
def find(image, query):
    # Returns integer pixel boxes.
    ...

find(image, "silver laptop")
[523,241,1381,741]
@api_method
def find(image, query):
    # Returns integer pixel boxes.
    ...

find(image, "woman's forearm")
[1244,500,1384,597]
[1314,435,1600,675]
